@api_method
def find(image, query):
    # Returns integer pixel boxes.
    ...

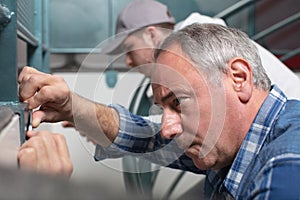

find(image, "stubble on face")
[153,44,232,170]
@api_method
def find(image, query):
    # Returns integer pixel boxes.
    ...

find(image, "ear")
[228,57,253,103]
[142,26,162,47]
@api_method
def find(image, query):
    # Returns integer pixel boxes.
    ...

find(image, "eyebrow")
[122,42,133,52]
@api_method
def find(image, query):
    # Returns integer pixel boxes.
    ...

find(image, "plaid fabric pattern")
[95,104,201,171]
[94,85,298,199]
[221,85,287,197]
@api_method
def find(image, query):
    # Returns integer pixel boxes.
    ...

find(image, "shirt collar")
[221,85,287,197]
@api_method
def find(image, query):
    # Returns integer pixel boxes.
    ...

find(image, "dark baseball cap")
[100,0,175,55]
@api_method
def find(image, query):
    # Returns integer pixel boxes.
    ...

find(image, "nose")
[160,108,183,139]
[125,54,133,67]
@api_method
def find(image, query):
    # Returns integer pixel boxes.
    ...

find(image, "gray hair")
[154,23,271,90]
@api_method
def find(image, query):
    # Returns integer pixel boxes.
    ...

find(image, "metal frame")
[252,12,300,41]
[251,12,300,62]
[0,1,18,102]
[0,0,49,144]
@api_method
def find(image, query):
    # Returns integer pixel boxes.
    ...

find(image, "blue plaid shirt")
[95,85,300,199]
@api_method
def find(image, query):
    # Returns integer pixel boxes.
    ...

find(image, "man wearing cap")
[102,0,300,99]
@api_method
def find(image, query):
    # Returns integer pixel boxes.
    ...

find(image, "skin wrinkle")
[153,43,244,170]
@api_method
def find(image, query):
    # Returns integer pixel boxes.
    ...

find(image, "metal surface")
[49,0,110,52]
[27,0,43,71]
[42,0,50,70]
[252,12,300,41]
[17,21,39,46]
[0,0,47,152]
[0,114,20,168]
[17,0,35,36]
[0,0,18,102]
[280,47,300,62]
[214,0,260,18]
[0,106,14,131]
[0,103,25,169]
[0,3,14,31]
[0,103,30,144]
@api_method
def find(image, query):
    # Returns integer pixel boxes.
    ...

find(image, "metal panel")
[0,0,49,148]
[0,114,20,168]
[0,0,18,102]
[49,0,131,52]
[17,0,38,47]
[27,0,43,71]
[42,0,50,70]
[17,0,35,35]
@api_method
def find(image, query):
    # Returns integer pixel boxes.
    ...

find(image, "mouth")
[183,142,205,159]
[175,133,198,149]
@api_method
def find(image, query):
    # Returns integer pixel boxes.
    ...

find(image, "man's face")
[152,44,239,170]
[122,33,155,76]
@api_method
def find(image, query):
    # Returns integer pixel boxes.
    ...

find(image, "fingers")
[18,148,37,171]
[18,66,45,83]
[18,66,73,124]
[21,85,54,109]
[18,67,52,102]
[31,110,45,128]
[18,130,73,177]
[61,121,75,128]
[53,134,73,176]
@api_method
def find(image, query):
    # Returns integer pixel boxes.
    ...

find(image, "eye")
[173,98,180,107]
[173,97,187,109]
[123,44,132,53]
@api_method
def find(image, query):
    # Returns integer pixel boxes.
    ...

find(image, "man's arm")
[18,67,119,146]
[18,67,202,174]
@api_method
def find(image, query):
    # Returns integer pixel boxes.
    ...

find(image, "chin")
[175,137,196,150]
[193,157,217,170]
[185,147,216,170]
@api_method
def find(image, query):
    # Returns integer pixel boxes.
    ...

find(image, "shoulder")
[245,154,300,199]
[261,100,300,161]
[249,100,300,198]
[239,150,300,199]
[238,100,300,198]
[271,100,300,144]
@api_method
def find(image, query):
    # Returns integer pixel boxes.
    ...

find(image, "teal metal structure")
[0,0,49,143]
[0,0,18,102]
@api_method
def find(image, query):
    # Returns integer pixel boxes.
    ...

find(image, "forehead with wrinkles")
[152,44,204,97]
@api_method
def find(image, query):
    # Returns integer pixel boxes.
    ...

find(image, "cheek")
[180,100,206,140]
[133,51,149,64]
[181,97,211,132]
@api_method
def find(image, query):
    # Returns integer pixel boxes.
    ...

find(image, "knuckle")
[51,161,72,176]
[27,136,43,148]
[67,162,74,175]
[23,66,31,72]
[38,130,52,136]
[27,75,38,84]
[53,74,64,82]
[61,159,74,176]
[18,148,35,158]
[54,133,66,142]
[39,87,52,99]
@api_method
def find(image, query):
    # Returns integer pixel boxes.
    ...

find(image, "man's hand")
[18,66,73,128]
[18,66,119,146]
[18,130,73,177]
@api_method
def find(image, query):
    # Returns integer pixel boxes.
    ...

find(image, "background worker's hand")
[18,130,73,177]
[18,66,73,128]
